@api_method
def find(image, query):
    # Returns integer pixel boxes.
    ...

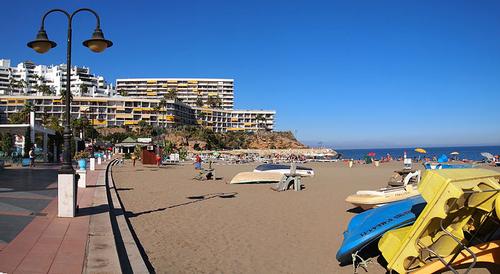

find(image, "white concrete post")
[58,173,77,217]
[97,157,102,165]
[77,170,87,188]
[90,157,96,170]
[29,112,35,143]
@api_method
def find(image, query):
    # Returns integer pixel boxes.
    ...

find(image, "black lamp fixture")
[83,28,113,53]
[27,29,57,54]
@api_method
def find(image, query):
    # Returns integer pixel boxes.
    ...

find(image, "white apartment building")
[0,96,195,128]
[116,78,234,110]
[0,60,275,133]
[0,59,115,97]
[0,96,275,132]
[194,107,275,133]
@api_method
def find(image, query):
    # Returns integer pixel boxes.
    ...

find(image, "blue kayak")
[423,162,475,170]
[336,195,426,264]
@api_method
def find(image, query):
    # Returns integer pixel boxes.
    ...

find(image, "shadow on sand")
[346,207,364,214]
[124,192,238,218]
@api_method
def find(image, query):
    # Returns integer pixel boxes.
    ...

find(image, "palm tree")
[197,111,206,126]
[39,84,54,95]
[195,96,204,107]
[255,114,265,131]
[8,101,34,124]
[137,120,153,136]
[158,97,167,127]
[207,95,222,108]
[165,89,177,100]
[8,77,18,95]
[16,79,28,94]
[80,84,88,96]
[60,88,73,104]
[21,101,34,116]
[71,117,84,137]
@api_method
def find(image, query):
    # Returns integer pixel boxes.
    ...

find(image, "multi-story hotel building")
[0,59,114,97]
[116,78,234,110]
[0,96,195,128]
[194,107,275,133]
[0,60,275,133]
[0,96,275,132]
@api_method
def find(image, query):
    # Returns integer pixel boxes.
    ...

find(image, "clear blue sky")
[2,0,500,149]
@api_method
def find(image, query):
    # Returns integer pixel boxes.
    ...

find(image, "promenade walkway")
[0,163,119,273]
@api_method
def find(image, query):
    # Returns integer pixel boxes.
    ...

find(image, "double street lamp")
[27,8,112,217]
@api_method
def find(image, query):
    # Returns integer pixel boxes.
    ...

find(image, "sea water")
[335,146,500,161]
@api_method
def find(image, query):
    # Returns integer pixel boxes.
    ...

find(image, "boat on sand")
[336,195,426,264]
[345,170,421,210]
[253,163,315,177]
[345,185,419,210]
[230,171,285,184]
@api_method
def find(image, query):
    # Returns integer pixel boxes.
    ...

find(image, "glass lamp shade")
[84,40,109,53]
[27,30,57,54]
[29,41,54,53]
[83,28,113,53]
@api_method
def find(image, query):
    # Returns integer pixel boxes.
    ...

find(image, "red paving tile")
[0,167,104,274]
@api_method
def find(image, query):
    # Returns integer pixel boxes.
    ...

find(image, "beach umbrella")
[481,152,494,160]
[415,148,427,154]
[450,151,459,155]
[438,154,448,163]
[367,152,376,157]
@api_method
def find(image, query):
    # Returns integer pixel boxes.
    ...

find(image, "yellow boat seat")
[413,240,500,274]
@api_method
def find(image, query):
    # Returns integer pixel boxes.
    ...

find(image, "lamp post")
[28,8,112,217]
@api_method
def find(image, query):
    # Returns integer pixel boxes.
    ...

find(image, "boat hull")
[336,196,426,264]
[423,162,475,169]
[230,171,285,184]
[345,186,420,210]
[254,164,315,177]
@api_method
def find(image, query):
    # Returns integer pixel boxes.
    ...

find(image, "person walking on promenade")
[29,147,35,167]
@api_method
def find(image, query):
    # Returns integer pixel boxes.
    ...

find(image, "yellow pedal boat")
[378,168,500,273]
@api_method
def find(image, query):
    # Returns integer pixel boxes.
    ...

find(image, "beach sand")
[112,161,499,273]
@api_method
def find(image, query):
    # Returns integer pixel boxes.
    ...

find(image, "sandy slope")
[112,161,498,273]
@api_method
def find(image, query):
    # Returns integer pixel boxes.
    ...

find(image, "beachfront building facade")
[116,78,234,110]
[0,96,275,132]
[0,60,276,133]
[194,107,275,133]
[0,96,195,128]
[0,59,115,97]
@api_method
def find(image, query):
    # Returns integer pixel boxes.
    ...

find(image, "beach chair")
[271,163,303,192]
[194,168,216,181]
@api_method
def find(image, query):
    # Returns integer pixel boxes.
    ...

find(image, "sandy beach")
[112,160,499,273]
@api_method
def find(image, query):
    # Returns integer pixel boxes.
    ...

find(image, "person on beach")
[194,154,202,170]
[29,147,35,167]
[156,154,161,167]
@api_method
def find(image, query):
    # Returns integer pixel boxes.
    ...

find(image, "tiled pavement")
[0,165,104,273]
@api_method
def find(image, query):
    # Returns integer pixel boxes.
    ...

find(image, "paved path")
[0,165,60,251]
[0,165,111,273]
